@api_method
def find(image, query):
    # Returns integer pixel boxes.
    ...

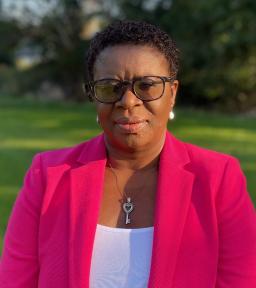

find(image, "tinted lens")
[94,80,120,103]
[134,77,164,100]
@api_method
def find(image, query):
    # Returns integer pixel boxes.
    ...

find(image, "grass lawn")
[0,99,255,254]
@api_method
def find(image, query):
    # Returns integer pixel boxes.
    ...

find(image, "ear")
[170,80,179,107]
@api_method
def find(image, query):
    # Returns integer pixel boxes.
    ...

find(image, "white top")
[89,224,154,288]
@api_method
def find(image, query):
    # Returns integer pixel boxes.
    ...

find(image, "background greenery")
[0,99,255,254]
[0,0,256,110]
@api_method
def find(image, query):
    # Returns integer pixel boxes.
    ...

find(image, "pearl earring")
[169,110,175,120]
[96,115,99,124]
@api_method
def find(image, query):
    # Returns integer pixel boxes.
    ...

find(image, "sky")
[0,0,169,23]
[1,0,58,23]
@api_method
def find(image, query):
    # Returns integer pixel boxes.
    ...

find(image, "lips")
[115,117,148,133]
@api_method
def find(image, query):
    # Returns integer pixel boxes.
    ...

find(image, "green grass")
[0,99,255,254]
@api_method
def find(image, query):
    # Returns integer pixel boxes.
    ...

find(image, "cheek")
[146,97,172,125]
[96,103,112,122]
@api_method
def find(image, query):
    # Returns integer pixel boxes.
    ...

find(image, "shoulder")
[169,134,244,190]
[168,132,241,173]
[170,136,254,215]
[33,133,104,168]
[181,140,245,199]
[184,141,239,169]
[184,141,243,186]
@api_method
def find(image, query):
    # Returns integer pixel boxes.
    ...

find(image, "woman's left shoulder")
[183,140,241,173]
[181,140,256,217]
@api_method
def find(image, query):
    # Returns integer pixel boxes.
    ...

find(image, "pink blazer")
[0,131,255,287]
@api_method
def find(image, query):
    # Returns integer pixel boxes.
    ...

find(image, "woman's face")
[93,44,178,152]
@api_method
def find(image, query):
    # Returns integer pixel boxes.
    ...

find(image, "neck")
[104,132,166,171]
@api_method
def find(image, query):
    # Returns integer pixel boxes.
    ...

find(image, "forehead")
[93,44,170,80]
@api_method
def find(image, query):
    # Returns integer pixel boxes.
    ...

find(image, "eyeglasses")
[85,75,176,104]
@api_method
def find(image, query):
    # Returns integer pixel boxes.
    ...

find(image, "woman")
[0,20,255,288]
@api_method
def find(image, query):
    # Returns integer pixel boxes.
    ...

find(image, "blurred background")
[0,0,255,253]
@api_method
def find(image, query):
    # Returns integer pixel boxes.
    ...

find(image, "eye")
[95,79,119,91]
[137,80,155,91]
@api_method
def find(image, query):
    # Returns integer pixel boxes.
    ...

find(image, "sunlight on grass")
[0,130,102,150]
[179,127,256,141]
[242,162,256,171]
[0,139,72,149]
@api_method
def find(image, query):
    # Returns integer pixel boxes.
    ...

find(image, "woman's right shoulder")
[33,133,104,168]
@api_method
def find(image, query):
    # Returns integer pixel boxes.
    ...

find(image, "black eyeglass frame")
[84,75,176,104]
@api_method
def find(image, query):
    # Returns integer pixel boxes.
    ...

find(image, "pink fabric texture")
[0,131,255,287]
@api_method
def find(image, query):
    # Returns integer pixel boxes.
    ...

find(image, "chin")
[109,131,151,152]
[122,135,147,151]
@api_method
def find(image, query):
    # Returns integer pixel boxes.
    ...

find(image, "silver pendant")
[122,197,134,224]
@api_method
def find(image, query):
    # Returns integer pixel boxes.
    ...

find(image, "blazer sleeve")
[0,153,44,287]
[216,157,256,287]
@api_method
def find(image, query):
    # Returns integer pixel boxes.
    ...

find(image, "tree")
[116,0,256,111]
[2,0,255,109]
[1,0,109,100]
[0,19,22,65]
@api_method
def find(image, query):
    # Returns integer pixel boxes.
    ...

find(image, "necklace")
[108,162,134,225]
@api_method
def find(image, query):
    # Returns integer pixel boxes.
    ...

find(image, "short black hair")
[86,20,179,80]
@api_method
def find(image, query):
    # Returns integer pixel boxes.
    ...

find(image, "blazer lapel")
[69,134,107,288]
[68,132,194,288]
[148,132,195,287]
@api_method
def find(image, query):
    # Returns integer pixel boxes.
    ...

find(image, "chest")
[98,168,158,228]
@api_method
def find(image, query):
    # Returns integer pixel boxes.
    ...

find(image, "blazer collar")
[148,131,195,287]
[69,131,195,288]
[69,134,107,288]
[77,131,191,166]
[77,132,106,165]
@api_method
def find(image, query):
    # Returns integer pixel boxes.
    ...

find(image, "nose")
[115,85,143,109]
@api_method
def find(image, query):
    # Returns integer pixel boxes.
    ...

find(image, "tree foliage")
[25,0,91,100]
[0,19,22,64]
[117,0,256,111]
[1,0,255,110]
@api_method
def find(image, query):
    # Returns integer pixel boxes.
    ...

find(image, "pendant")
[122,197,134,224]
